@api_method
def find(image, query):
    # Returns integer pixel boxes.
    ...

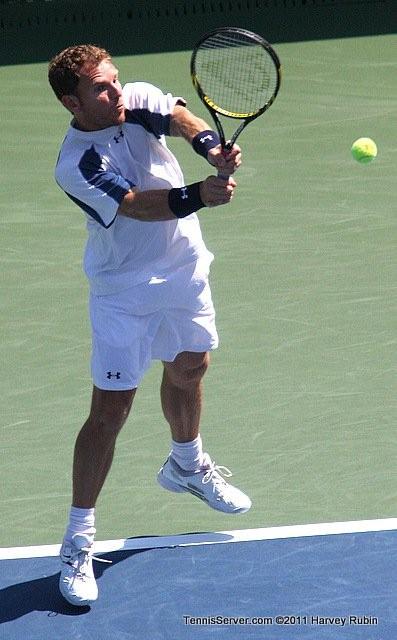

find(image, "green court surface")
[0,35,395,549]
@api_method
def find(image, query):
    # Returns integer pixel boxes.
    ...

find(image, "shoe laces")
[202,459,233,496]
[67,543,111,578]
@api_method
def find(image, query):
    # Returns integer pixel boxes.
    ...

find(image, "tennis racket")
[191,27,281,178]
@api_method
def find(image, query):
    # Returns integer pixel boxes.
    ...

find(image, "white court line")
[0,517,396,561]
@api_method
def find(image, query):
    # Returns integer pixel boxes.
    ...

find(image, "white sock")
[64,506,96,545]
[171,435,204,471]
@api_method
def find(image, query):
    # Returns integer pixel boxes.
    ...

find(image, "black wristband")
[192,130,221,159]
[168,182,205,218]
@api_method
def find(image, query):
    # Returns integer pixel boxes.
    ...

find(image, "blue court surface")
[0,519,396,639]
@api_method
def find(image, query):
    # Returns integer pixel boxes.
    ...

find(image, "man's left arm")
[169,104,241,176]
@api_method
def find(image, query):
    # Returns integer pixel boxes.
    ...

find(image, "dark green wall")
[1,0,396,65]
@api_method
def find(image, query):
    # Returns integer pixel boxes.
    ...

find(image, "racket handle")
[217,143,233,180]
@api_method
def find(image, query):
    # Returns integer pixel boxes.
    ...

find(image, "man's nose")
[110,82,122,99]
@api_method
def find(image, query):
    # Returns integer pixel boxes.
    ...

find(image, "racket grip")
[217,142,234,180]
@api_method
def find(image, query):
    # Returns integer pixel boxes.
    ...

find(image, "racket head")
[191,26,281,129]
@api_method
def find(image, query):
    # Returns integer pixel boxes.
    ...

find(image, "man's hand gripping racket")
[191,27,281,179]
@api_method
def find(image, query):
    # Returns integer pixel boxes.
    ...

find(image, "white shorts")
[89,263,219,390]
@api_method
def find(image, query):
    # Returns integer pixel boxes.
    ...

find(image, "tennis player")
[48,44,251,607]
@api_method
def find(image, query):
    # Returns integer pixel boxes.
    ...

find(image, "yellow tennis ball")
[351,137,377,163]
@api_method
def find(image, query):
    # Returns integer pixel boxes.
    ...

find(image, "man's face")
[67,59,126,131]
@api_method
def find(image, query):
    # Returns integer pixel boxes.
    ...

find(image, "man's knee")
[164,351,210,389]
[87,386,136,436]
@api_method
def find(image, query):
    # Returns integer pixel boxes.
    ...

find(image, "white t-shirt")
[55,82,213,295]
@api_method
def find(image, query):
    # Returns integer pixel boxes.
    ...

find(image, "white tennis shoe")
[157,453,252,514]
[59,533,109,606]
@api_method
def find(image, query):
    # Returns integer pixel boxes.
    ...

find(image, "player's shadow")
[0,548,144,623]
[0,531,234,623]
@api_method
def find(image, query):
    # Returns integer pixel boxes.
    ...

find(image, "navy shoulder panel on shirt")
[125,108,171,138]
[78,145,133,203]
[58,146,134,228]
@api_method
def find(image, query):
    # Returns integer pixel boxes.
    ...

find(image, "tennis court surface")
[0,16,396,640]
[1,520,396,639]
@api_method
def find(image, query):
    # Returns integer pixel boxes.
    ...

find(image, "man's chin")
[114,109,126,125]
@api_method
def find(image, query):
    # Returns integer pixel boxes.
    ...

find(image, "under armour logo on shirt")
[113,130,124,143]
[181,187,188,200]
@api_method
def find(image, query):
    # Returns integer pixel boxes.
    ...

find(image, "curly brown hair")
[48,44,112,100]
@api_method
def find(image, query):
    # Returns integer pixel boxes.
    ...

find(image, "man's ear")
[61,94,81,114]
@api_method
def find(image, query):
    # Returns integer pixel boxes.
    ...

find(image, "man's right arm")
[117,175,236,222]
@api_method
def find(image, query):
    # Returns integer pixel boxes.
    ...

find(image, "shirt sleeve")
[122,82,187,137]
[55,145,133,228]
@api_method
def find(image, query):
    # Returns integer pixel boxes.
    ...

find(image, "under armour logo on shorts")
[107,371,121,379]
[181,187,188,200]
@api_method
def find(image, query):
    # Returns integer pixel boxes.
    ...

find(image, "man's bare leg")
[72,386,136,508]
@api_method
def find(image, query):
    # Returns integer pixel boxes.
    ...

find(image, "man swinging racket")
[48,44,251,607]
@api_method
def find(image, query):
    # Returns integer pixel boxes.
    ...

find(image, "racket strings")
[194,32,278,116]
